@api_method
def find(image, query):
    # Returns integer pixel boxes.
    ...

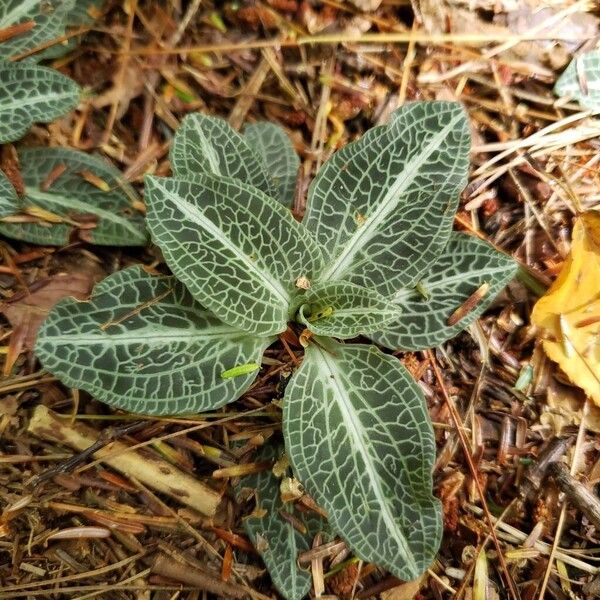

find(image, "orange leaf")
[532,211,600,405]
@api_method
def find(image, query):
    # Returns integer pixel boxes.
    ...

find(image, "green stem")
[516,266,548,297]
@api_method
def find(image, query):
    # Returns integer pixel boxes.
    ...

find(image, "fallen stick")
[549,462,600,530]
[151,553,249,599]
[27,405,221,517]
[522,436,574,496]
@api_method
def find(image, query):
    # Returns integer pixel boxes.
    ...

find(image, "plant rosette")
[35,102,517,598]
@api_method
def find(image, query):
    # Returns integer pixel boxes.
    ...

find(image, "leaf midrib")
[323,306,398,317]
[314,345,418,573]
[158,181,291,306]
[0,89,75,112]
[392,264,512,302]
[327,126,388,253]
[41,326,244,346]
[195,127,221,174]
[319,112,464,282]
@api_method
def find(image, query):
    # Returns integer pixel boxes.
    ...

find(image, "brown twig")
[150,554,249,599]
[522,436,574,497]
[122,30,599,58]
[0,21,35,43]
[549,461,600,530]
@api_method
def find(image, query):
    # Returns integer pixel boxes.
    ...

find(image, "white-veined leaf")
[33,0,103,61]
[555,50,600,111]
[284,339,441,581]
[244,122,300,207]
[145,174,324,336]
[238,443,325,600]
[0,169,18,217]
[35,266,273,415]
[304,101,470,297]
[169,113,275,196]
[371,233,517,351]
[0,0,74,60]
[296,281,401,339]
[0,61,80,143]
[0,147,147,246]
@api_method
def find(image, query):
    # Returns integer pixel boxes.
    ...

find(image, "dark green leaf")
[555,50,600,111]
[33,0,104,61]
[36,266,273,415]
[0,147,147,246]
[296,281,401,339]
[244,122,300,207]
[169,113,275,197]
[239,443,324,600]
[0,169,18,218]
[0,61,79,143]
[372,233,517,350]
[304,101,470,297]
[145,174,324,336]
[284,339,441,581]
[0,0,74,60]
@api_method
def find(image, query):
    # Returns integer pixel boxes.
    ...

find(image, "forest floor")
[1,0,600,599]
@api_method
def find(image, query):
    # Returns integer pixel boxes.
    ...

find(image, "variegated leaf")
[304,101,470,297]
[145,174,324,336]
[296,281,401,339]
[371,233,517,351]
[35,266,273,415]
[0,61,80,143]
[238,443,324,600]
[244,122,300,207]
[34,0,103,61]
[555,50,600,111]
[0,0,74,60]
[284,339,441,581]
[169,113,275,196]
[0,169,18,217]
[0,147,147,246]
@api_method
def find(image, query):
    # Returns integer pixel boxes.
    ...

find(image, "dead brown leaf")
[1,273,94,373]
[1,145,24,197]
[416,0,598,69]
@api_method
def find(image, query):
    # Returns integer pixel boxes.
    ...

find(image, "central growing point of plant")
[35,101,517,599]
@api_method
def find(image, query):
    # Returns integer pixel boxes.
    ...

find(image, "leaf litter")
[1,0,600,599]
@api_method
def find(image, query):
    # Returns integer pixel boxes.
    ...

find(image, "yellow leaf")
[532,211,600,406]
